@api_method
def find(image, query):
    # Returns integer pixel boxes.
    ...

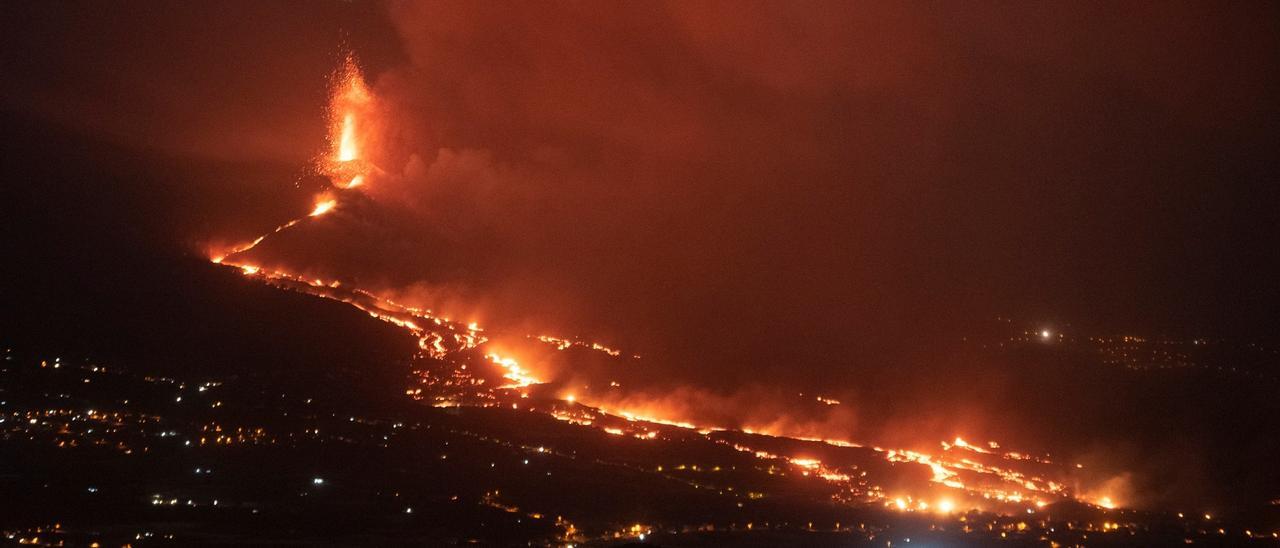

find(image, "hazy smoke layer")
[344,0,1279,376]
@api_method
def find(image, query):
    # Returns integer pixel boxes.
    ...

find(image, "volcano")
[4,7,1280,542]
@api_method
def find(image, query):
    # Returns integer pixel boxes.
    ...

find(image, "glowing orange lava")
[309,199,337,217]
[338,113,358,162]
[206,51,1113,521]
[328,54,373,189]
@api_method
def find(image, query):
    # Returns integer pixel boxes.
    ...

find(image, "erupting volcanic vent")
[212,55,371,266]
[206,53,1125,520]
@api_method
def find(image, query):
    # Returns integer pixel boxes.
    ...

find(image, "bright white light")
[1040,330,1051,339]
[312,478,324,485]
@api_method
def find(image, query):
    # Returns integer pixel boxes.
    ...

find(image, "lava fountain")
[327,53,373,189]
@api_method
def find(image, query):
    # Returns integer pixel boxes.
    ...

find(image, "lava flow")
[208,54,1117,519]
